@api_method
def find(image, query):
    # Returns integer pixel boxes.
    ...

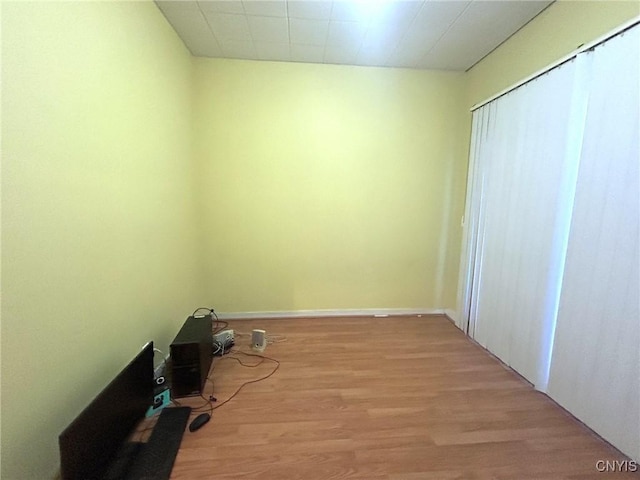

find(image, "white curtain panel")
[547,26,640,461]
[466,59,579,387]
[455,107,489,332]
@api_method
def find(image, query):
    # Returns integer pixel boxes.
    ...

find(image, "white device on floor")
[251,329,266,352]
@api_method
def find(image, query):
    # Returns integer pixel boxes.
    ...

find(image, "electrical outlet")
[213,329,234,344]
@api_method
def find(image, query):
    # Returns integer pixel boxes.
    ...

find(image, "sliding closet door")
[548,26,639,460]
[467,60,580,388]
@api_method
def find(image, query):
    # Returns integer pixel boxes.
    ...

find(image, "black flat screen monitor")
[59,341,154,480]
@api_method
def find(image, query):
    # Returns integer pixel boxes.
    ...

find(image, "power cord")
[209,351,280,411]
[173,317,282,416]
[267,334,287,344]
[192,307,217,317]
[234,331,288,344]
[172,378,216,416]
[192,306,227,334]
[183,350,280,414]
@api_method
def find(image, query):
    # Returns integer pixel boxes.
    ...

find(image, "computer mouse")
[188,413,211,432]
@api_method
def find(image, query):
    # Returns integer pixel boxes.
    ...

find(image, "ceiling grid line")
[321,2,335,65]
[384,0,425,69]
[196,1,223,56]
[285,0,292,60]
[417,0,475,69]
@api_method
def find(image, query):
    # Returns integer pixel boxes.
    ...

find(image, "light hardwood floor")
[169,316,638,479]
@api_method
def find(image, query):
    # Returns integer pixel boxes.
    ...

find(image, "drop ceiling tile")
[197,0,245,15]
[219,40,257,59]
[203,12,252,42]
[247,15,289,43]
[156,0,200,13]
[290,44,325,63]
[402,0,470,51]
[242,0,287,17]
[415,51,462,71]
[178,29,222,57]
[356,43,395,67]
[386,45,422,69]
[326,20,367,47]
[255,42,290,61]
[323,44,359,65]
[330,1,374,23]
[287,0,332,20]
[426,0,551,70]
[362,21,407,49]
[155,0,554,70]
[383,52,418,69]
[370,1,422,28]
[396,24,435,54]
[157,8,220,56]
[289,18,329,46]
[189,41,223,58]
[157,6,207,29]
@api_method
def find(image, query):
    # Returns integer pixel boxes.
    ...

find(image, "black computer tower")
[170,315,213,397]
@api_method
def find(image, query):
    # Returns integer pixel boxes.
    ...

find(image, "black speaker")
[170,315,213,397]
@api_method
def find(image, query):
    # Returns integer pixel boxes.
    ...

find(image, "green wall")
[1,2,202,478]
[193,58,467,313]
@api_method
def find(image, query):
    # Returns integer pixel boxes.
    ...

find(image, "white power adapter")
[213,329,234,344]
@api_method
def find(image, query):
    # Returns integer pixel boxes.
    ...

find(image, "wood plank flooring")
[168,315,638,479]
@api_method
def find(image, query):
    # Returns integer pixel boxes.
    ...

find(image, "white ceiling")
[155,0,553,71]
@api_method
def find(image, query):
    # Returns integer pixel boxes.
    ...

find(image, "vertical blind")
[547,26,640,461]
[460,23,639,459]
[466,60,579,388]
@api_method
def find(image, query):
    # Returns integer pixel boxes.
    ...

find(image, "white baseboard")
[444,309,458,324]
[218,308,445,320]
